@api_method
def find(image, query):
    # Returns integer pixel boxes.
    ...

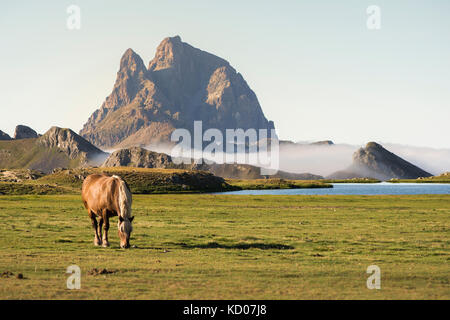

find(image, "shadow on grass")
[175,241,294,250]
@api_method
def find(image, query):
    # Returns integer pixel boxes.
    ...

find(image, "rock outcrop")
[0,130,12,140]
[38,127,107,165]
[13,125,38,139]
[327,142,433,180]
[80,36,274,148]
[0,169,45,182]
[102,147,174,168]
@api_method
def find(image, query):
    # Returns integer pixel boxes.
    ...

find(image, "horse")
[81,174,134,249]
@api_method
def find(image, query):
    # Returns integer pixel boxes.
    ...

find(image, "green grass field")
[0,194,448,299]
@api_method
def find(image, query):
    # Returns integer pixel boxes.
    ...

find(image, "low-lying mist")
[278,142,450,177]
[277,143,357,176]
[145,142,359,177]
[383,143,450,176]
[101,141,450,177]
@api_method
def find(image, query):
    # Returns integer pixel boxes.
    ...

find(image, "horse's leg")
[102,209,110,247]
[97,216,103,245]
[89,210,102,246]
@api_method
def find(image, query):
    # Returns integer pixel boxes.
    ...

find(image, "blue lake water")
[215,183,450,196]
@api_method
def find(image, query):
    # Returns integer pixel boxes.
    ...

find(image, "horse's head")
[118,216,134,249]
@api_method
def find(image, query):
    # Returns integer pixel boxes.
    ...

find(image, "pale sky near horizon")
[1,0,449,148]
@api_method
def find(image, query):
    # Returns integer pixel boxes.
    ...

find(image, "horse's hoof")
[102,242,110,248]
[94,240,102,246]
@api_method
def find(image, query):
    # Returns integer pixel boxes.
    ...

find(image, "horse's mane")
[112,175,132,219]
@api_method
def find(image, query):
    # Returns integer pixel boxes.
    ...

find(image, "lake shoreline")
[213,182,450,196]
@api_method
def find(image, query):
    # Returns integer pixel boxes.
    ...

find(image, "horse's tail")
[113,175,132,218]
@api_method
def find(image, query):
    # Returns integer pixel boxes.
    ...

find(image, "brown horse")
[82,174,134,248]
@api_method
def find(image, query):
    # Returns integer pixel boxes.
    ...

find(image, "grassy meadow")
[0,193,448,299]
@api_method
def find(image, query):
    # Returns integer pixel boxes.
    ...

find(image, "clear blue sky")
[1,0,449,148]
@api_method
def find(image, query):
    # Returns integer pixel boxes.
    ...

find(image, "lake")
[215,183,450,196]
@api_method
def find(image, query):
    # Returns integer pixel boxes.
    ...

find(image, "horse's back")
[82,174,119,215]
[82,174,107,201]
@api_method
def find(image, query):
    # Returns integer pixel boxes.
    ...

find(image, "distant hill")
[102,146,323,180]
[310,140,334,146]
[38,127,107,163]
[1,125,40,140]
[38,167,232,194]
[14,125,38,139]
[0,126,107,173]
[327,142,432,180]
[0,130,11,140]
[0,167,234,195]
[80,36,274,149]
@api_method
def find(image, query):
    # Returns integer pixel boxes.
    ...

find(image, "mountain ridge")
[0,126,107,173]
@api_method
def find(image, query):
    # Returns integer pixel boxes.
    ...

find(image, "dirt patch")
[1,271,14,278]
[87,268,117,276]
[1,271,25,279]
[176,241,294,250]
[312,253,324,257]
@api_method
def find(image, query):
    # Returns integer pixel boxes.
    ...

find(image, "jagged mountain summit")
[0,125,39,140]
[80,36,274,149]
[328,142,432,180]
[13,125,39,139]
[38,127,106,162]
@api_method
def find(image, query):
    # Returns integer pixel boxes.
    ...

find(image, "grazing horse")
[82,174,134,248]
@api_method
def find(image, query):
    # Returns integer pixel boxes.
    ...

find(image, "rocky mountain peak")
[147,36,231,88]
[80,36,275,148]
[38,126,106,162]
[13,125,38,139]
[365,141,382,149]
[148,36,184,72]
[353,142,393,164]
[0,130,12,140]
[352,142,431,180]
[79,49,150,140]
[120,48,147,75]
[330,141,433,180]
